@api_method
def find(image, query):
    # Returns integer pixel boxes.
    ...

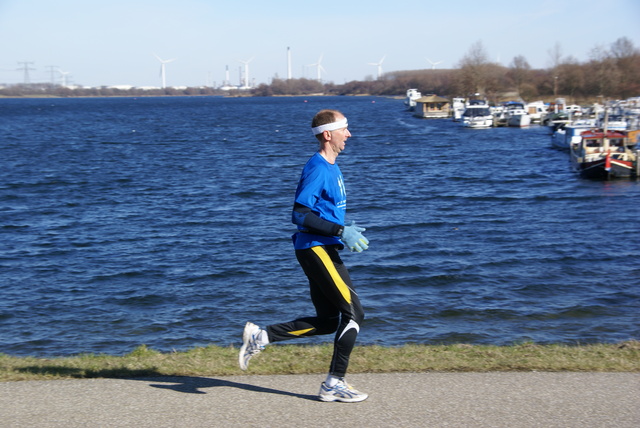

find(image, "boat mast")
[602,105,610,153]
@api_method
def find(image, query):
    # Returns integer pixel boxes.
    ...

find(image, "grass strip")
[1,341,638,382]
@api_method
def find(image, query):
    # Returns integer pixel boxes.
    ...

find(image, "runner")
[239,109,370,403]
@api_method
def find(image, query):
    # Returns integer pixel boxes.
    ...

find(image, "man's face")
[328,117,351,154]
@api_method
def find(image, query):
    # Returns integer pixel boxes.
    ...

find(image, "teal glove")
[341,221,369,252]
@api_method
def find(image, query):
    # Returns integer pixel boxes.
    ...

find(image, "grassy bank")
[1,341,638,382]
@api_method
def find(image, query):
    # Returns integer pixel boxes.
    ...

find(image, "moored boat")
[505,101,531,127]
[551,118,596,151]
[461,99,493,128]
[491,105,508,127]
[569,129,639,179]
[542,98,571,131]
[592,98,640,131]
[413,94,451,119]
[526,100,547,123]
[404,88,422,111]
[544,112,570,134]
[596,112,629,131]
[452,97,466,121]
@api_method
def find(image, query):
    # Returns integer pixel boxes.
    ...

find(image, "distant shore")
[0,93,382,99]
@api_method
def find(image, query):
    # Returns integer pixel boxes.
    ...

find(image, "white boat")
[505,102,531,127]
[461,100,493,128]
[594,98,640,131]
[491,105,508,127]
[599,115,628,131]
[452,97,466,121]
[565,105,583,117]
[526,101,547,123]
[621,97,640,116]
[551,118,596,151]
[404,88,421,111]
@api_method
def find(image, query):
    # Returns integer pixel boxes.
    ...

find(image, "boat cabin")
[413,95,451,119]
[580,130,627,154]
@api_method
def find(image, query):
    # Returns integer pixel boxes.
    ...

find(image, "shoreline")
[0,93,374,99]
[2,342,638,382]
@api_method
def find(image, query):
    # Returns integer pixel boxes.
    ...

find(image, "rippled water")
[1,96,638,357]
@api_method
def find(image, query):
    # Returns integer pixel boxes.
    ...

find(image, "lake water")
[1,95,638,357]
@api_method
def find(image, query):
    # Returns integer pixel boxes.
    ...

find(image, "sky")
[1,0,639,88]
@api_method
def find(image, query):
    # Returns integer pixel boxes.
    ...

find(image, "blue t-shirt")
[292,152,346,250]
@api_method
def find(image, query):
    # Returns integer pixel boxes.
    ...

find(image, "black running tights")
[265,245,364,378]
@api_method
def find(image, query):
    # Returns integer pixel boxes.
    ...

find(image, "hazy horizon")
[1,0,639,88]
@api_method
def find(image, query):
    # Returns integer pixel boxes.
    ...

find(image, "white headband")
[311,118,348,135]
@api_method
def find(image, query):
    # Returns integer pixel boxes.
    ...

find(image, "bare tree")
[508,55,531,97]
[556,56,584,101]
[547,42,564,96]
[609,37,640,97]
[585,44,620,96]
[456,40,492,95]
[547,42,563,69]
[610,37,637,59]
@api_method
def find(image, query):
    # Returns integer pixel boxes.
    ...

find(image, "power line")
[17,61,36,84]
[46,65,59,85]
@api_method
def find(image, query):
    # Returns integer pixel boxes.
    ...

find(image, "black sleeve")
[292,203,343,237]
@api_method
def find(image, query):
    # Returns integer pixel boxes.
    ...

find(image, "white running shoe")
[239,322,264,371]
[318,378,368,402]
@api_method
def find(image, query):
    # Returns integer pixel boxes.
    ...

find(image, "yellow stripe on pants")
[310,246,352,304]
[288,328,314,336]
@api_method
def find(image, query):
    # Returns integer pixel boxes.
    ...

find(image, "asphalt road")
[1,372,638,427]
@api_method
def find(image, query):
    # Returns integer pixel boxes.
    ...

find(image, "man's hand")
[341,221,369,252]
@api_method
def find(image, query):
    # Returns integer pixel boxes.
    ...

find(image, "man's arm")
[292,203,343,236]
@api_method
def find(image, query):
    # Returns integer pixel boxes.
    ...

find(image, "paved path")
[1,373,638,427]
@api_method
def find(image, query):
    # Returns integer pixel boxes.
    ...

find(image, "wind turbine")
[57,68,71,87]
[426,58,443,70]
[238,57,254,89]
[308,54,326,82]
[368,55,386,80]
[154,54,175,89]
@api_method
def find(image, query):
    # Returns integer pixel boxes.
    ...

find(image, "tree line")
[2,38,637,104]
[253,37,639,104]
